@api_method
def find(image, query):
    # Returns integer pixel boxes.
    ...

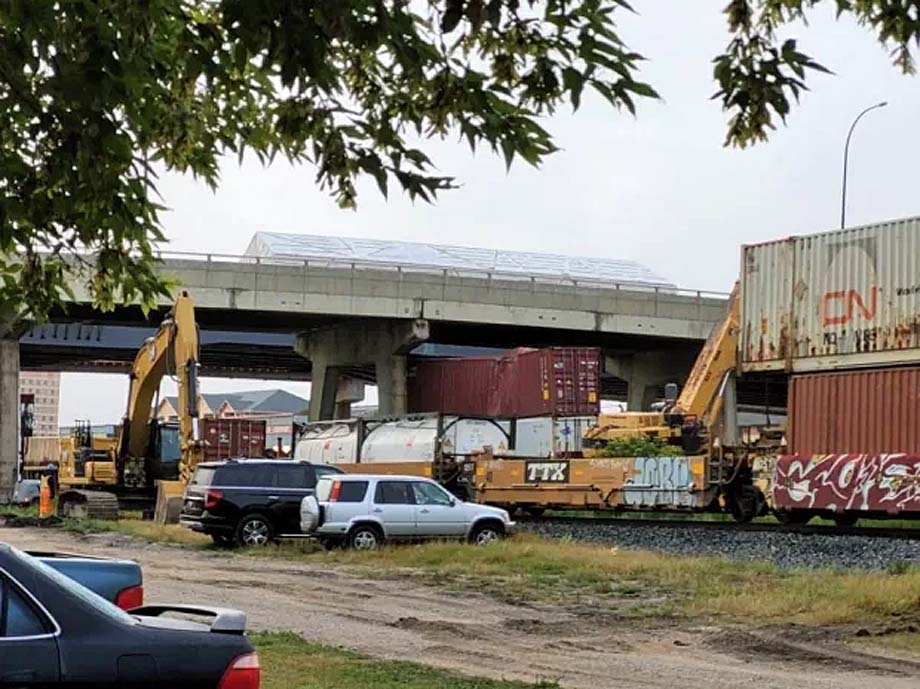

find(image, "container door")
[410,481,466,536]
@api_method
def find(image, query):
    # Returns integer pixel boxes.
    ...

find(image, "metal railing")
[154,249,730,300]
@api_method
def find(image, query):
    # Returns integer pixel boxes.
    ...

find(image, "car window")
[338,481,368,502]
[0,578,48,638]
[374,481,415,505]
[315,477,334,502]
[314,465,342,478]
[276,464,311,489]
[412,481,453,506]
[190,467,216,487]
[216,464,275,487]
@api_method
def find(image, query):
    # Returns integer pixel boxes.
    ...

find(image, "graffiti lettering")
[822,287,878,327]
[622,456,698,508]
[773,454,920,512]
[524,461,569,483]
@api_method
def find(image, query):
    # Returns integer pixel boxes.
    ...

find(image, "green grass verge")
[252,632,557,689]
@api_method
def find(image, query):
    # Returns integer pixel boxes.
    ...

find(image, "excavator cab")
[148,422,181,482]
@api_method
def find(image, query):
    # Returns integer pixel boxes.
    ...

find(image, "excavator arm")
[119,290,202,484]
[583,283,740,453]
[668,282,740,423]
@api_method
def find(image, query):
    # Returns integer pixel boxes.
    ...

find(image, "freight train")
[295,216,920,526]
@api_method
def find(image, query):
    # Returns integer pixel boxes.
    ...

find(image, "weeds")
[252,632,559,689]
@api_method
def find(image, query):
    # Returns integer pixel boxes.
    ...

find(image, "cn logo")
[524,461,570,483]
[822,287,877,326]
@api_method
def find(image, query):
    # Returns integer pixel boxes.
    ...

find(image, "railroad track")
[521,515,920,541]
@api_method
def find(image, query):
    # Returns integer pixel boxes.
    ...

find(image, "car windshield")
[12,547,137,626]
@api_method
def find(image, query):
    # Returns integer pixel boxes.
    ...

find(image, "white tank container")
[293,421,359,464]
[293,416,511,464]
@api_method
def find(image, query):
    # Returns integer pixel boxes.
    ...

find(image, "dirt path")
[4,526,918,689]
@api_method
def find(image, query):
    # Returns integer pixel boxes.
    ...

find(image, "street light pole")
[841,101,887,229]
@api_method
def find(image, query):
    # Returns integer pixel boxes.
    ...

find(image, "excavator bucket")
[153,480,185,525]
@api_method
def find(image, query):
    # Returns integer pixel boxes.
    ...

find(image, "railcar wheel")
[832,513,859,527]
[775,510,812,526]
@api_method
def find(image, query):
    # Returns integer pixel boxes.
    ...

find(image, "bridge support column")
[0,338,19,504]
[296,319,429,421]
[605,349,698,412]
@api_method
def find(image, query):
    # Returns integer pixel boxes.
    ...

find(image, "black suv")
[179,459,344,546]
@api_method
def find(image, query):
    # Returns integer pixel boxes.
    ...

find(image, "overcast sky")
[58,1,920,425]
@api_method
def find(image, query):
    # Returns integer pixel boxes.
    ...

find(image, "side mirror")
[449,498,456,507]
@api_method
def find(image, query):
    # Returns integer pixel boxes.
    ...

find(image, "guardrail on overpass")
[63,250,729,341]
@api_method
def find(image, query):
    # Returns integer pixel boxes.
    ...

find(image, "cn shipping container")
[409,347,600,417]
[741,216,920,373]
[201,418,267,461]
[788,367,920,455]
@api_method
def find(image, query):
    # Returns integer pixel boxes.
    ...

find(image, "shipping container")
[200,418,267,461]
[788,367,920,455]
[409,347,600,417]
[508,417,596,458]
[741,216,920,373]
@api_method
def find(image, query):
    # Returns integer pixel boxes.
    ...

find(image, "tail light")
[218,652,260,689]
[328,480,342,502]
[204,490,224,510]
[114,584,144,611]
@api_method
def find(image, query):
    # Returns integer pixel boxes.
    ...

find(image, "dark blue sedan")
[0,543,259,688]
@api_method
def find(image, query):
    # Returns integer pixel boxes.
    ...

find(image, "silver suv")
[300,474,515,550]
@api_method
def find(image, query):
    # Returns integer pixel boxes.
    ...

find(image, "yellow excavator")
[58,290,203,521]
[582,283,742,457]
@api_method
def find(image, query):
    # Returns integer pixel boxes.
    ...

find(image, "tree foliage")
[0,0,918,331]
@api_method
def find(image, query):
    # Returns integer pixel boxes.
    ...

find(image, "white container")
[293,421,359,464]
[508,416,596,457]
[741,216,920,372]
[293,416,511,465]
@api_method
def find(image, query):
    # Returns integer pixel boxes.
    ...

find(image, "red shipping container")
[201,418,268,461]
[788,367,920,455]
[409,347,600,417]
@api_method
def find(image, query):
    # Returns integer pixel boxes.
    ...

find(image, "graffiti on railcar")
[773,454,920,512]
[622,456,699,508]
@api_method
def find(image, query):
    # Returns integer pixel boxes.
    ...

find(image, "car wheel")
[347,525,382,551]
[236,514,274,547]
[469,521,504,546]
[211,534,234,547]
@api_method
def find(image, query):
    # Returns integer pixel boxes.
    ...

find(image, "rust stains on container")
[741,216,920,373]
[409,347,600,418]
[201,418,267,461]
[788,367,920,455]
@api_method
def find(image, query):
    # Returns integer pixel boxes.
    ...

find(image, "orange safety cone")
[39,476,53,518]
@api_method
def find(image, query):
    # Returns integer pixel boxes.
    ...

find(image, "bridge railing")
[154,249,730,300]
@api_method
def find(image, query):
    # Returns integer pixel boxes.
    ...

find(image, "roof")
[165,389,308,416]
[245,232,673,287]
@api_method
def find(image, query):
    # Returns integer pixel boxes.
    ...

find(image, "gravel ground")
[519,520,920,570]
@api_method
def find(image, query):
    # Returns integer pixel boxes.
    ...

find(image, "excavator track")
[58,490,120,521]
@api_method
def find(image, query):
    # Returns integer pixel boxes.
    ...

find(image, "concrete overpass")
[48,252,728,413]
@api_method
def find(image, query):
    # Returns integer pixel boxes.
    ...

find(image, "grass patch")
[856,632,920,656]
[60,516,210,546]
[253,631,558,689]
[309,535,920,626]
